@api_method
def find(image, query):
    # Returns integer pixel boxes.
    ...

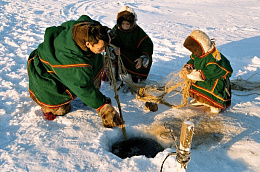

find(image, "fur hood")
[184,30,214,57]
[116,6,137,28]
[72,22,93,51]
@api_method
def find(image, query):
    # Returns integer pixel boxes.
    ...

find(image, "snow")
[1,0,260,171]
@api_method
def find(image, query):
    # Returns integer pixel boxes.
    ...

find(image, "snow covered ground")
[0,0,260,171]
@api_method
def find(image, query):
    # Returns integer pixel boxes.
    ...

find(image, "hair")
[72,22,110,51]
[88,24,110,45]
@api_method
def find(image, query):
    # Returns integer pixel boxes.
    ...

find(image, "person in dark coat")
[27,15,122,127]
[179,30,233,114]
[110,6,153,85]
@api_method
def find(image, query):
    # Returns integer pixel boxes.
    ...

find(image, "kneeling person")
[27,15,122,127]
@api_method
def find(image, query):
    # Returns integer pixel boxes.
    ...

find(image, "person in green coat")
[179,30,233,114]
[27,15,122,127]
[110,6,153,85]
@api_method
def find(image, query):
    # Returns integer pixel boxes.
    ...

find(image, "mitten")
[97,104,123,128]
[186,69,204,81]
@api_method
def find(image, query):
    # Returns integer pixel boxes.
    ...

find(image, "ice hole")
[111,137,164,159]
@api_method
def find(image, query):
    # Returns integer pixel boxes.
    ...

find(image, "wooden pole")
[105,47,127,140]
[177,121,194,171]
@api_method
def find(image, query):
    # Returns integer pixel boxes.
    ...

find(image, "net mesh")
[108,53,193,108]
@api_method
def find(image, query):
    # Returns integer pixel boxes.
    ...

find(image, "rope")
[107,44,192,107]
[136,73,192,108]
[160,152,176,172]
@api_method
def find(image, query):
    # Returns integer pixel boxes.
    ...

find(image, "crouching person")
[27,15,123,127]
[110,6,153,85]
[179,30,233,114]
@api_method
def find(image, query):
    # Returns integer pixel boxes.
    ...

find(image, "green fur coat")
[187,50,233,109]
[27,15,106,109]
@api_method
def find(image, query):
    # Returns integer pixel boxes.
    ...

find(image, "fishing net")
[115,53,192,108]
[135,73,192,108]
[231,73,260,93]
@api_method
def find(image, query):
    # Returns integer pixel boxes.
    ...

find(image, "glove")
[179,64,193,79]
[97,104,123,128]
[186,69,204,81]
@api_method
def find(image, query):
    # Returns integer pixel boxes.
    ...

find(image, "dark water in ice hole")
[111,137,164,159]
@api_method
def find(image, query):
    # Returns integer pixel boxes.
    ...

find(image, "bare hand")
[134,58,143,69]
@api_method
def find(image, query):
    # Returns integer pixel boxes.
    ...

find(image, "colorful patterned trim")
[191,83,231,102]
[96,102,106,111]
[190,89,225,109]
[187,63,194,69]
[94,64,105,81]
[27,57,34,77]
[199,46,215,58]
[52,64,91,68]
[120,53,151,70]
[29,88,76,108]
[211,79,218,92]
[39,56,92,70]
[120,53,136,65]
[190,35,205,55]
[137,35,149,48]
[206,62,232,74]
[38,55,92,75]
[201,70,206,80]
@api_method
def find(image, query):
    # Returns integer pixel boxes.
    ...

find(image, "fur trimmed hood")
[184,30,214,57]
[72,22,110,51]
[116,6,137,28]
[72,22,92,51]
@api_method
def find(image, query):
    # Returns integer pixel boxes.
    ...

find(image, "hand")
[183,64,193,70]
[134,55,149,69]
[179,64,193,79]
[97,104,123,128]
[134,58,143,69]
[186,69,204,81]
[179,68,190,79]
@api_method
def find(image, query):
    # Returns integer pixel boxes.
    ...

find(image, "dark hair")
[88,25,110,45]
[72,22,110,51]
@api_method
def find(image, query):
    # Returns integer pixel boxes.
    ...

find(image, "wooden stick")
[177,121,194,171]
[106,47,127,140]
